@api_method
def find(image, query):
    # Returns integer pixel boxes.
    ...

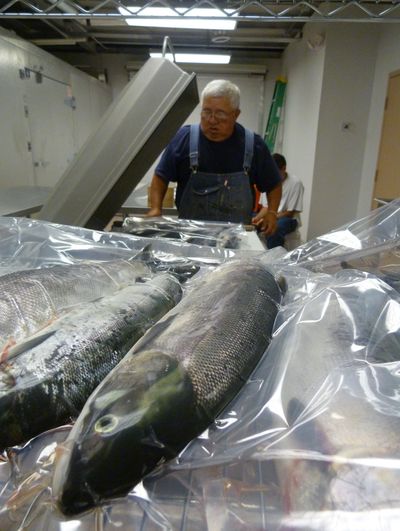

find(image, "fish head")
[53,350,198,516]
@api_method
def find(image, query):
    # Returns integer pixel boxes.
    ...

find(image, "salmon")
[53,259,282,515]
[0,274,181,449]
[0,260,150,362]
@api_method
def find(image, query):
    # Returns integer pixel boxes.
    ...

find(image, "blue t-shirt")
[155,123,281,208]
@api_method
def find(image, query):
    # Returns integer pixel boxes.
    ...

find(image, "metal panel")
[2,1,400,22]
[38,58,198,229]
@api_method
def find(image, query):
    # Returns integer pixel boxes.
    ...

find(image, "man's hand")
[252,207,277,235]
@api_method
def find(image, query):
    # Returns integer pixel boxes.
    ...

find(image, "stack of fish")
[0,259,150,361]
[122,217,242,248]
[0,261,182,449]
[52,259,282,515]
[261,270,400,515]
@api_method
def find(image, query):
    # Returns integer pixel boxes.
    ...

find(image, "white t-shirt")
[261,172,304,224]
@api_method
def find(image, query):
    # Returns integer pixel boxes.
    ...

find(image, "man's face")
[278,165,287,180]
[200,96,240,142]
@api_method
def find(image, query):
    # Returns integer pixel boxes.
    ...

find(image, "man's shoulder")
[287,173,303,185]
[252,132,271,158]
[234,124,265,147]
[174,124,191,140]
[285,173,304,194]
[253,134,268,154]
[235,123,260,140]
[166,125,191,152]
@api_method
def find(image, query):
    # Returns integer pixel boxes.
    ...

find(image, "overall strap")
[189,124,200,172]
[190,124,254,173]
[243,128,254,174]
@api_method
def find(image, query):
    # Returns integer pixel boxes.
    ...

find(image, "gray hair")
[200,79,240,110]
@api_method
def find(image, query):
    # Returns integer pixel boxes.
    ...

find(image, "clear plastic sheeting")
[284,199,400,293]
[121,216,247,249]
[0,204,400,530]
[0,216,243,280]
[0,273,182,449]
[51,258,282,516]
[0,260,150,358]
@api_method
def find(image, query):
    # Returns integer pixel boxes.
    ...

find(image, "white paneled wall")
[0,29,112,189]
[282,23,400,240]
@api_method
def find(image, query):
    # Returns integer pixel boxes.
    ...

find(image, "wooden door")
[372,70,400,208]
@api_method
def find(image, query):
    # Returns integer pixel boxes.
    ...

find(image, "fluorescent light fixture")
[150,53,231,64]
[119,6,237,30]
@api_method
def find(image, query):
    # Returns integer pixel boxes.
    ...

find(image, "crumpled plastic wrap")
[0,201,400,530]
[121,217,247,249]
[284,198,400,292]
[0,216,244,277]
[0,217,259,293]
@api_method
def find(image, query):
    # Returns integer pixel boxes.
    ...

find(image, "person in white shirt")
[261,153,304,248]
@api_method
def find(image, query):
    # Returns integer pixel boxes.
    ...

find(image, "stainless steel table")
[0,186,52,217]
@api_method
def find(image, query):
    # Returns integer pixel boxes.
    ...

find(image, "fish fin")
[0,337,17,363]
[3,330,56,361]
[131,244,154,264]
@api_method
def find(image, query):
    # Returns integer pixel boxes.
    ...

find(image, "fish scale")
[0,260,150,360]
[0,273,182,449]
[189,285,276,410]
[53,259,282,515]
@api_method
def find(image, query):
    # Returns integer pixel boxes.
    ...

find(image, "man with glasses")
[147,79,282,234]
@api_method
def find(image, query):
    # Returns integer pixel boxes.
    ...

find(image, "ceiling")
[1,1,399,75]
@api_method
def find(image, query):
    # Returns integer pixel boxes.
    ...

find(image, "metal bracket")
[64,96,76,110]
[161,36,176,62]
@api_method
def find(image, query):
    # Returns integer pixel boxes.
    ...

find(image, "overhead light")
[119,7,237,30]
[150,53,231,64]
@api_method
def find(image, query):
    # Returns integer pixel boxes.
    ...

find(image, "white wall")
[0,29,112,189]
[281,22,391,240]
[280,22,326,239]
[309,23,380,239]
[358,24,400,218]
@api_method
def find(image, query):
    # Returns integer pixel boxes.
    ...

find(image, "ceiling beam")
[1,1,400,23]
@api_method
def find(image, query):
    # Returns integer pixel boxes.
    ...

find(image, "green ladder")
[264,77,287,152]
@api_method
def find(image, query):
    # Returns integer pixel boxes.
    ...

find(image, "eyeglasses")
[200,109,232,121]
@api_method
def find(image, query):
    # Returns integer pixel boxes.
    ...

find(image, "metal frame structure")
[1,0,400,23]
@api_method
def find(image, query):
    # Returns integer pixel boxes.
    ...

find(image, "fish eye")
[94,414,118,434]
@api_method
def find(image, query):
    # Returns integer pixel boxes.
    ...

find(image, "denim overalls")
[178,124,254,224]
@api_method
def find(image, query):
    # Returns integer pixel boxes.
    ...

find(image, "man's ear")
[235,109,241,119]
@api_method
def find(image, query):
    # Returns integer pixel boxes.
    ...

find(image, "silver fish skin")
[0,260,150,362]
[264,270,400,514]
[53,259,282,515]
[0,273,181,450]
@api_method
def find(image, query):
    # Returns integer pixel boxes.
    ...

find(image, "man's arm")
[252,183,282,234]
[146,174,168,217]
